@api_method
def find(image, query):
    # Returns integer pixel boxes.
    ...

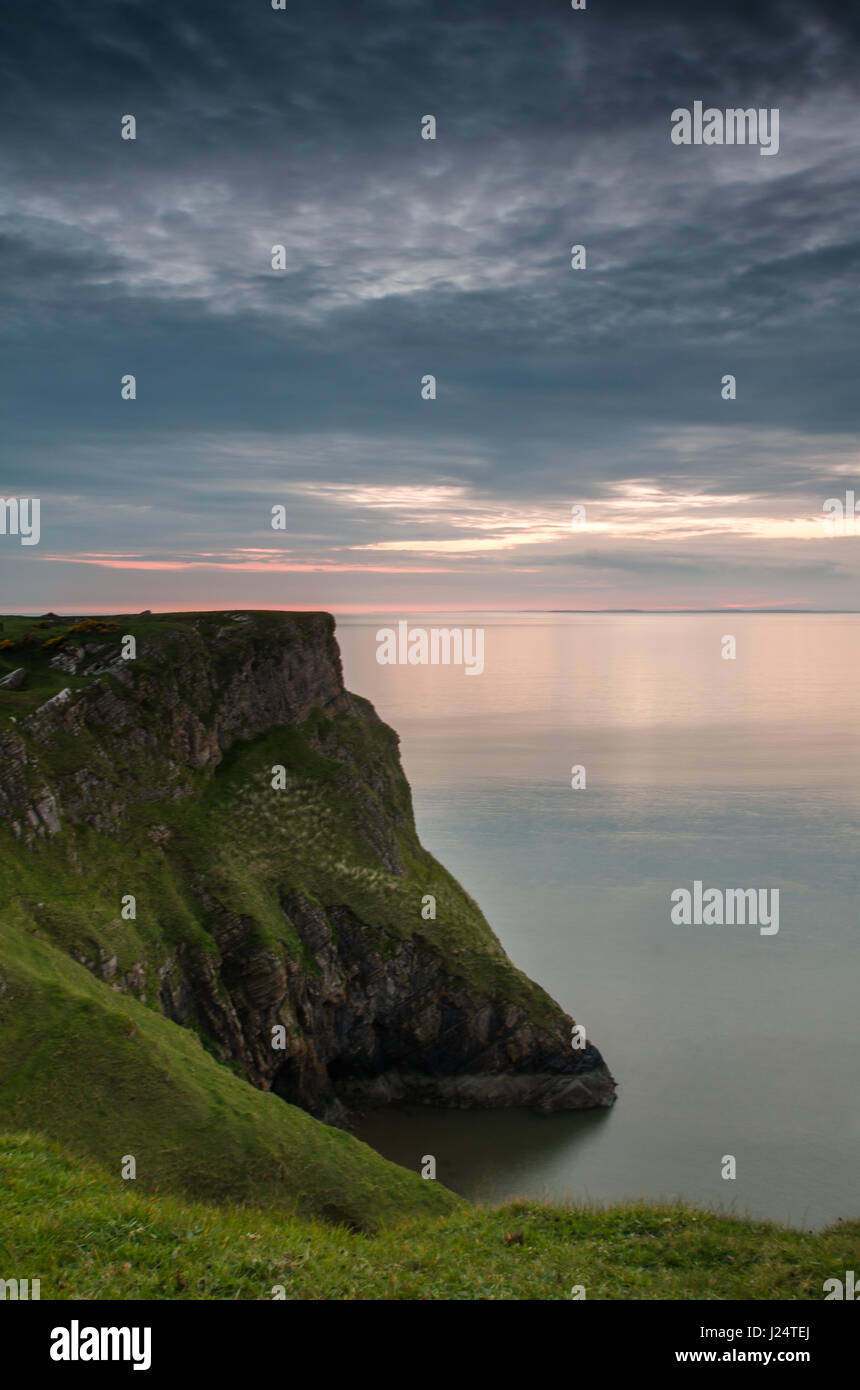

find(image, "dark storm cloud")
[2,0,860,608]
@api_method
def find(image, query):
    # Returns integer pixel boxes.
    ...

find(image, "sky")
[2,0,860,614]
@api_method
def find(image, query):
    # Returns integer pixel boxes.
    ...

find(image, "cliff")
[0,610,616,1127]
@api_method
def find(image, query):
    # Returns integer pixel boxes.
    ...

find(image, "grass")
[3,609,852,1301]
[1,1133,854,1301]
[0,915,458,1229]
[0,608,572,1246]
[0,610,563,1031]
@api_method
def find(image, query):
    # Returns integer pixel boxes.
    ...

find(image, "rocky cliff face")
[1,612,351,838]
[0,610,616,1123]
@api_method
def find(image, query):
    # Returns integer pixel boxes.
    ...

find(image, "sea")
[336,613,859,1228]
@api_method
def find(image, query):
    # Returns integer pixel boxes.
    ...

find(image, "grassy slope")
[0,917,458,1229]
[2,1133,855,1301]
[4,613,853,1297]
[0,610,560,1240]
[0,610,559,1022]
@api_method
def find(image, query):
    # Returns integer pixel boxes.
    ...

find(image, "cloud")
[2,0,860,610]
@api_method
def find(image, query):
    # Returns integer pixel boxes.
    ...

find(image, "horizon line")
[5,607,860,618]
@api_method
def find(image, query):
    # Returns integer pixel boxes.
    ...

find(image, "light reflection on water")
[337,615,859,1228]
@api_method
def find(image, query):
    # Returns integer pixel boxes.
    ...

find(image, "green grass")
[0,916,458,1229]
[0,610,329,715]
[0,608,577,1247]
[0,610,562,1028]
[1,610,856,1300]
[1,1133,854,1301]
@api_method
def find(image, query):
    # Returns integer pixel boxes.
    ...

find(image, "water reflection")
[356,1104,614,1206]
[336,615,860,1228]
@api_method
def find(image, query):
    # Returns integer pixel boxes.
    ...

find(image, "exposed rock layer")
[0,610,616,1122]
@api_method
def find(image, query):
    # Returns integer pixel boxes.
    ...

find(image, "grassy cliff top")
[3,1132,855,1300]
[0,609,334,716]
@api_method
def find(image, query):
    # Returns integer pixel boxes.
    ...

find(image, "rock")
[98,951,118,979]
[49,645,84,674]
[0,611,617,1122]
[34,688,72,714]
[0,668,26,690]
[33,792,61,835]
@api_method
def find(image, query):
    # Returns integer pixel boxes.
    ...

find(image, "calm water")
[336,614,859,1228]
